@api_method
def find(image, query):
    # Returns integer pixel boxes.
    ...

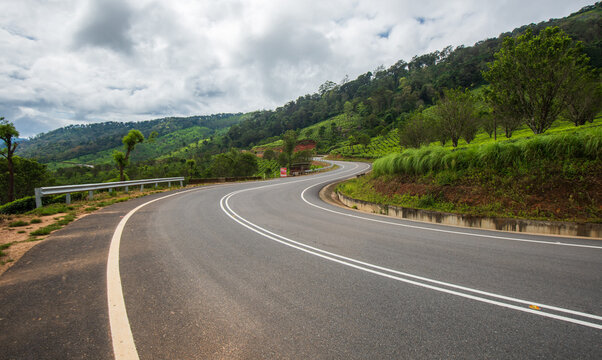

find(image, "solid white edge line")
[106,187,204,360]
[105,168,363,359]
[223,191,602,322]
[301,166,602,249]
[220,191,602,329]
[219,164,602,330]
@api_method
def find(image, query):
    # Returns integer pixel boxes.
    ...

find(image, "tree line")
[400,27,601,149]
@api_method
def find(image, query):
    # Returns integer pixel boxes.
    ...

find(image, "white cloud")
[0,0,595,137]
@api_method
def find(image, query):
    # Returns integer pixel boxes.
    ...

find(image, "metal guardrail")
[34,177,185,208]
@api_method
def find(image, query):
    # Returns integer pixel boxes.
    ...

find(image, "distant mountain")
[17,113,244,163]
[16,3,601,166]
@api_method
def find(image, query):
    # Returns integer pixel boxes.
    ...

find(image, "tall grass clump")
[373,127,602,176]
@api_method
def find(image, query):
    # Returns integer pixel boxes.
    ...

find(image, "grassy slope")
[251,113,361,151]
[47,126,212,170]
[337,116,602,223]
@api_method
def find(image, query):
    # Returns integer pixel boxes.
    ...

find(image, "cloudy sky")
[0,0,594,137]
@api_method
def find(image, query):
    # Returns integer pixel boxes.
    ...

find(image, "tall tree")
[0,157,51,204]
[434,88,478,147]
[0,118,19,202]
[483,27,591,134]
[113,129,144,181]
[282,130,297,169]
[564,70,602,126]
[399,112,432,148]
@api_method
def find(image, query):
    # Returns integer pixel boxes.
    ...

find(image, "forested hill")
[15,3,601,164]
[223,3,601,150]
[17,113,244,163]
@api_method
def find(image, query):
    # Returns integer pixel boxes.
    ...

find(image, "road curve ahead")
[115,161,601,359]
[1,161,601,359]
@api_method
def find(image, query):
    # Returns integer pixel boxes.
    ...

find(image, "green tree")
[318,126,326,139]
[263,149,276,161]
[0,118,19,202]
[0,157,52,204]
[208,150,258,177]
[357,133,371,146]
[113,129,144,181]
[282,130,297,169]
[483,27,591,134]
[208,150,236,177]
[564,70,602,126]
[399,112,433,148]
[185,159,197,177]
[480,111,496,139]
[434,88,478,147]
[236,152,258,176]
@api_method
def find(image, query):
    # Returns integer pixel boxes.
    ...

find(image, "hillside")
[338,121,602,223]
[8,3,600,192]
[221,3,601,154]
[17,113,244,163]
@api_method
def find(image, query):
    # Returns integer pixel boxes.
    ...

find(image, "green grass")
[30,223,61,236]
[29,213,76,236]
[30,218,42,224]
[28,203,74,216]
[329,110,602,160]
[330,129,401,159]
[0,242,14,260]
[373,126,602,176]
[338,118,602,222]
[8,220,28,227]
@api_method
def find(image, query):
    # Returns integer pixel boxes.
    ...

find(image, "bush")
[373,127,602,176]
[0,192,87,215]
[0,196,36,214]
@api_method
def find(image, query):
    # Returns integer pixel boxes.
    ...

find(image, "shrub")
[373,127,602,176]
[0,196,36,214]
[30,224,60,236]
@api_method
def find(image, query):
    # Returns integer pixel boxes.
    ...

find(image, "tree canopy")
[0,118,20,202]
[483,27,592,134]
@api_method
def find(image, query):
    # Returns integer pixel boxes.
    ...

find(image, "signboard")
[280,167,287,177]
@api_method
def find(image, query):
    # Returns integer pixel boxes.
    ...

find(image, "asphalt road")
[1,161,600,359]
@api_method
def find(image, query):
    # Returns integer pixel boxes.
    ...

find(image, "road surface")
[1,161,600,359]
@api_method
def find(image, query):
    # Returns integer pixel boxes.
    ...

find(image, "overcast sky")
[0,0,594,137]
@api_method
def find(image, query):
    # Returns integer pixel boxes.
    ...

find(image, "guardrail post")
[35,188,42,209]
[155,182,158,188]
[140,184,144,191]
[66,193,71,205]
[88,190,94,200]
[168,181,171,187]
[179,180,183,187]
[125,186,129,193]
[109,188,113,194]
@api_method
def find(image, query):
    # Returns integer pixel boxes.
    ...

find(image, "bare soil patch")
[0,185,201,276]
[369,162,602,222]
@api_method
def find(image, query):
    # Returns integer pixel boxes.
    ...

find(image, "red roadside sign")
[280,167,287,177]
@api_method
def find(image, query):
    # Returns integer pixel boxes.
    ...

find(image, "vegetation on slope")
[2,4,601,217]
[17,114,244,163]
[339,125,602,222]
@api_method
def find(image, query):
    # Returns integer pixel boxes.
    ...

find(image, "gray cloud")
[73,0,134,54]
[0,0,595,138]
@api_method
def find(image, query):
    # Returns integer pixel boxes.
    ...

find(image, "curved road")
[1,161,601,359]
